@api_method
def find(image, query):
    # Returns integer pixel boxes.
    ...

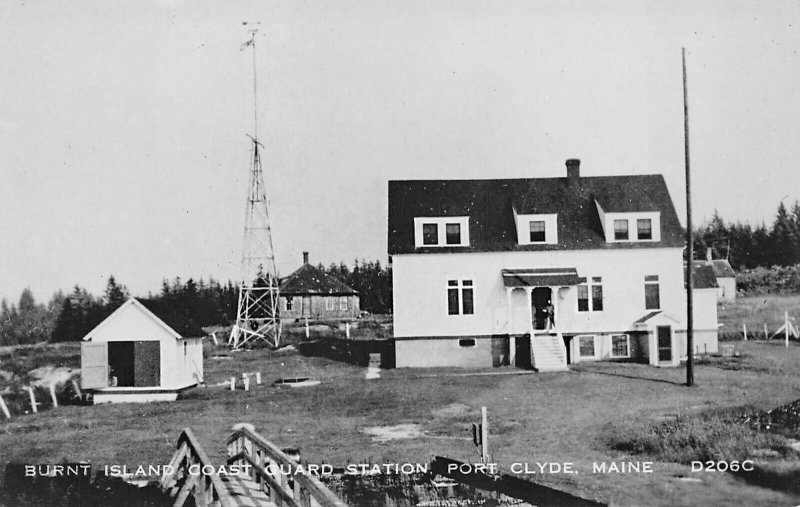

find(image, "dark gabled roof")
[711,259,735,278]
[279,263,358,296]
[388,174,685,254]
[688,261,719,289]
[137,298,205,338]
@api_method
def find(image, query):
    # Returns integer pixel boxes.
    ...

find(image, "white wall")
[392,248,687,339]
[86,303,201,389]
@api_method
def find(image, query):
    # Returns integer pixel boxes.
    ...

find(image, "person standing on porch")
[545,300,555,330]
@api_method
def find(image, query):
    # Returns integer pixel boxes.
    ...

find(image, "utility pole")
[683,47,694,387]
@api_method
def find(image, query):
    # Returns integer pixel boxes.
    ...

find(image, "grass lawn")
[1,340,800,506]
[718,294,800,340]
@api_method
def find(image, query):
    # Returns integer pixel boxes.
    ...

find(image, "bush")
[603,408,785,464]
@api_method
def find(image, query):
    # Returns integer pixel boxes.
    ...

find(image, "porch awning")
[501,268,584,287]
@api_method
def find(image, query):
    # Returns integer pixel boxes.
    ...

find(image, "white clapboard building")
[80,298,203,403]
[388,159,718,370]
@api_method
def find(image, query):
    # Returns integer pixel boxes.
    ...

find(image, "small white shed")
[80,298,203,404]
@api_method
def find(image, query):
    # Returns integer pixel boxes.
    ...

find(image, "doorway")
[657,326,672,362]
[515,335,532,369]
[107,341,161,387]
[531,287,552,330]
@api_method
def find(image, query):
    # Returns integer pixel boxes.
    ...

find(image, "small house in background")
[689,261,720,355]
[80,298,203,404]
[279,252,360,320]
[707,249,736,302]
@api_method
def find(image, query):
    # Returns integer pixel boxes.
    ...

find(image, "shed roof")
[279,263,358,296]
[711,259,736,278]
[387,174,684,254]
[689,261,719,289]
[82,298,182,341]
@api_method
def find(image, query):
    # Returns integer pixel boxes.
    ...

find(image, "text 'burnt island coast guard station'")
[388,159,719,370]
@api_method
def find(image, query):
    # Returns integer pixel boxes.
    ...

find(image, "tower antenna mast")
[229,26,282,349]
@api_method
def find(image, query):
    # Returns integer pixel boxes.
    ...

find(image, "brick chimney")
[566,158,580,184]
[303,251,309,265]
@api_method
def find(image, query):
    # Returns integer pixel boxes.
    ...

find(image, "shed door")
[81,342,108,389]
[134,341,161,387]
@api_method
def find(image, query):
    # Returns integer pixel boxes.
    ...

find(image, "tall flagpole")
[683,47,694,387]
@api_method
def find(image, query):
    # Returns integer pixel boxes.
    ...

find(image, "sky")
[1,0,799,304]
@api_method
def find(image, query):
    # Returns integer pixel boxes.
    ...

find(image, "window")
[339,297,348,310]
[285,297,293,311]
[422,223,438,245]
[611,334,630,358]
[637,219,652,240]
[445,223,461,245]
[578,277,603,312]
[459,338,476,348]
[578,335,596,357]
[614,219,629,240]
[645,275,660,310]
[326,298,334,311]
[447,280,474,315]
[529,221,546,242]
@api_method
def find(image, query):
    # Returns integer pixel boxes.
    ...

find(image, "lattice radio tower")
[229,27,281,349]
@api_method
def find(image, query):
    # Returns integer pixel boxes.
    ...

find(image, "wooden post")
[480,406,488,464]
[230,376,236,391]
[743,322,747,341]
[0,394,10,419]
[27,387,37,413]
[786,311,790,348]
[243,375,250,392]
[305,318,310,338]
[764,322,768,340]
[71,379,82,399]
[49,383,58,408]
[210,332,218,346]
[256,372,261,385]
[345,322,350,339]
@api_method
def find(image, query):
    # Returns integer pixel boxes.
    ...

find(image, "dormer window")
[637,219,652,240]
[529,221,546,242]
[515,213,558,245]
[414,217,470,247]
[614,220,629,240]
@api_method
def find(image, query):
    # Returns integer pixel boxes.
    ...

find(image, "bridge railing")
[161,427,236,507]
[227,424,346,507]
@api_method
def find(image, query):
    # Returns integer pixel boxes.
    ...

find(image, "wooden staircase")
[161,425,346,507]
[531,331,568,372]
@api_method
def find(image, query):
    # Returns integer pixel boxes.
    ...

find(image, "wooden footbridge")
[160,424,347,507]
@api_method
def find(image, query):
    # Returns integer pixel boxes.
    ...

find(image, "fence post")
[255,372,261,385]
[0,394,10,419]
[27,387,37,413]
[305,318,310,338]
[764,323,768,340]
[743,322,747,341]
[480,406,489,464]
[345,322,350,339]
[786,311,790,348]
[50,383,58,408]
[230,376,236,391]
[243,374,250,392]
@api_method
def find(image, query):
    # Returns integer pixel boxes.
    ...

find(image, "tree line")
[0,260,392,346]
[693,201,800,270]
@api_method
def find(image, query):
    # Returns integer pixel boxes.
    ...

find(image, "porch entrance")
[531,287,553,330]
[657,326,672,362]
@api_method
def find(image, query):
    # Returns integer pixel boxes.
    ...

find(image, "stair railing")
[161,428,236,507]
[227,424,347,507]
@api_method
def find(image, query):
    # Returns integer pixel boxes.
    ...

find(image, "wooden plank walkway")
[220,472,276,507]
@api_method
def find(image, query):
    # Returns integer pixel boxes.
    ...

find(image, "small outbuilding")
[279,252,360,320]
[80,298,203,404]
[711,259,736,303]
